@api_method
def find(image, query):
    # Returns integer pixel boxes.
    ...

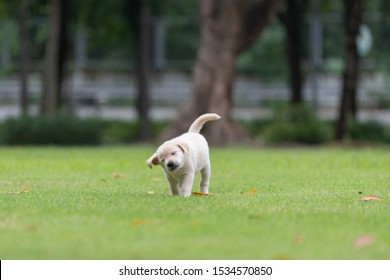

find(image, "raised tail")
[188,113,221,133]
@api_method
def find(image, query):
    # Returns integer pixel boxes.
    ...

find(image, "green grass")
[0,146,389,260]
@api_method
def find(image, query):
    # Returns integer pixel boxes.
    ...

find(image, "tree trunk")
[280,0,306,104]
[41,0,67,116]
[161,0,282,146]
[126,0,152,141]
[335,0,363,140]
[136,4,152,141]
[19,0,30,115]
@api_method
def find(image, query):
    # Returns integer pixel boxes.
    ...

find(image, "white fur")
[146,113,221,197]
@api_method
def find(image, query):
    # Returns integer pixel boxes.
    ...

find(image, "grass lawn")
[0,146,389,260]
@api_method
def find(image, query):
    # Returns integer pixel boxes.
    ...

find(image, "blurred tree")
[0,0,32,115]
[19,0,30,115]
[81,0,132,61]
[41,0,69,116]
[335,0,363,140]
[136,3,152,141]
[161,0,283,145]
[125,0,192,141]
[126,0,152,141]
[236,21,285,78]
[164,1,199,67]
[279,0,308,104]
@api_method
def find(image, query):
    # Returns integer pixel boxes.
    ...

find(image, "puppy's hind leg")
[200,165,210,194]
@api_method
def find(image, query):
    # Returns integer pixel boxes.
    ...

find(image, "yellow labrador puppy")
[146,113,221,197]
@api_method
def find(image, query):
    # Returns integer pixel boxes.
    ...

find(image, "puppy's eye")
[160,159,165,163]
[171,151,176,156]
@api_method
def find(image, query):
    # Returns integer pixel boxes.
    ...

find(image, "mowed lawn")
[0,146,389,260]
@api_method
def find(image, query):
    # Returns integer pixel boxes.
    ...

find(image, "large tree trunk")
[280,0,306,104]
[41,0,68,116]
[19,0,30,115]
[335,0,363,140]
[161,0,282,146]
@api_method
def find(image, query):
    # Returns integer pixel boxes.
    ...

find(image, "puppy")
[146,113,221,197]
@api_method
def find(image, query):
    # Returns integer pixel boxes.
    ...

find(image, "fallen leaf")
[25,224,37,232]
[248,214,262,220]
[132,219,161,227]
[360,195,381,201]
[189,220,202,227]
[191,192,214,197]
[112,173,127,179]
[147,191,156,195]
[293,234,304,245]
[241,189,257,195]
[9,187,29,195]
[354,235,375,249]
[132,219,147,226]
[275,254,292,260]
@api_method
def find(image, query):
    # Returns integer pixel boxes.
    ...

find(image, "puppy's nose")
[167,161,175,168]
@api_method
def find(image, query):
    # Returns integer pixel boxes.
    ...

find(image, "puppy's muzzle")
[167,161,177,171]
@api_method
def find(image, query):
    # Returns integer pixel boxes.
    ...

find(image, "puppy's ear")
[146,153,159,168]
[177,142,189,156]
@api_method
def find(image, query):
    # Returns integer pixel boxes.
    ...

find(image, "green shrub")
[0,116,171,145]
[101,121,140,144]
[241,119,273,137]
[261,104,332,144]
[151,120,170,138]
[371,91,390,109]
[348,121,390,143]
[101,120,170,144]
[0,115,103,145]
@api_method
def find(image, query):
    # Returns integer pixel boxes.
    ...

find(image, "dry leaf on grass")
[132,219,162,227]
[112,173,127,179]
[354,235,375,249]
[191,192,214,197]
[275,254,292,260]
[25,224,37,232]
[360,195,381,201]
[189,220,202,227]
[147,191,156,195]
[293,234,305,245]
[240,189,257,195]
[9,187,29,195]
[248,214,262,220]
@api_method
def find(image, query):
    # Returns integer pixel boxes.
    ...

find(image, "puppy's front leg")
[166,174,180,195]
[179,174,195,197]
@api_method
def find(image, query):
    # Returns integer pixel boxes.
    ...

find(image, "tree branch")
[237,0,283,54]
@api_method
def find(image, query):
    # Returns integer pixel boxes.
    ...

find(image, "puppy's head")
[146,141,189,173]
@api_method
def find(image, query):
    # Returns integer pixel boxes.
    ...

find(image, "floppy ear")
[146,153,159,169]
[177,142,189,156]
